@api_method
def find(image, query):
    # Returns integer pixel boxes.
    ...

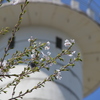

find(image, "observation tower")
[0,0,100,100]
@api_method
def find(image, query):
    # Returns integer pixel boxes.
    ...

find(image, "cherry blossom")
[55,69,62,80]
[28,36,33,42]
[40,58,44,61]
[47,51,51,55]
[47,41,50,45]
[64,39,72,48]
[68,51,76,57]
[45,46,50,50]
[0,60,7,67]
[41,51,50,60]
[31,54,35,58]
[70,39,75,43]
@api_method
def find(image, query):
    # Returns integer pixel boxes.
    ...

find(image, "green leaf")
[61,68,69,71]
[18,61,23,63]
[19,91,22,95]
[3,91,7,93]
[45,67,49,71]
[59,57,64,61]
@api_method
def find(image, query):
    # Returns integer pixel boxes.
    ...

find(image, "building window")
[56,37,62,49]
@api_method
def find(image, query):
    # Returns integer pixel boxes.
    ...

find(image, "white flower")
[72,51,76,54]
[55,69,62,80]
[47,41,50,45]
[64,39,75,47]
[47,51,51,55]
[65,39,69,43]
[68,51,76,57]
[40,58,44,61]
[3,60,7,67]
[41,51,50,60]
[0,60,7,67]
[64,41,72,47]
[45,46,50,50]
[31,54,35,58]
[28,38,31,42]
[28,36,33,42]
[70,39,75,43]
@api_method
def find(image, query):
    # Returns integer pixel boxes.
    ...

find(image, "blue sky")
[84,87,100,100]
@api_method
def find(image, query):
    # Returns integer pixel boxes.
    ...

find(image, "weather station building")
[0,0,100,100]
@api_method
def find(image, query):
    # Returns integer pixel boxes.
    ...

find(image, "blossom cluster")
[27,37,76,80]
[0,37,76,81]
[28,36,53,69]
[64,39,75,47]
[64,39,76,57]
[28,36,34,43]
[28,36,51,60]
[41,41,51,60]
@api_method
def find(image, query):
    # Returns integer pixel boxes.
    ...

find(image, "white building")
[0,0,100,100]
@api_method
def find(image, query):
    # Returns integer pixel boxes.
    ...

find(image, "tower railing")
[1,0,100,24]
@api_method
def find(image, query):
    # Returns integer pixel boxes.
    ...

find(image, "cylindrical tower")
[1,0,100,100]
[0,26,83,100]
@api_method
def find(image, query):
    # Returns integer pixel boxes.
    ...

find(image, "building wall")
[0,26,83,100]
